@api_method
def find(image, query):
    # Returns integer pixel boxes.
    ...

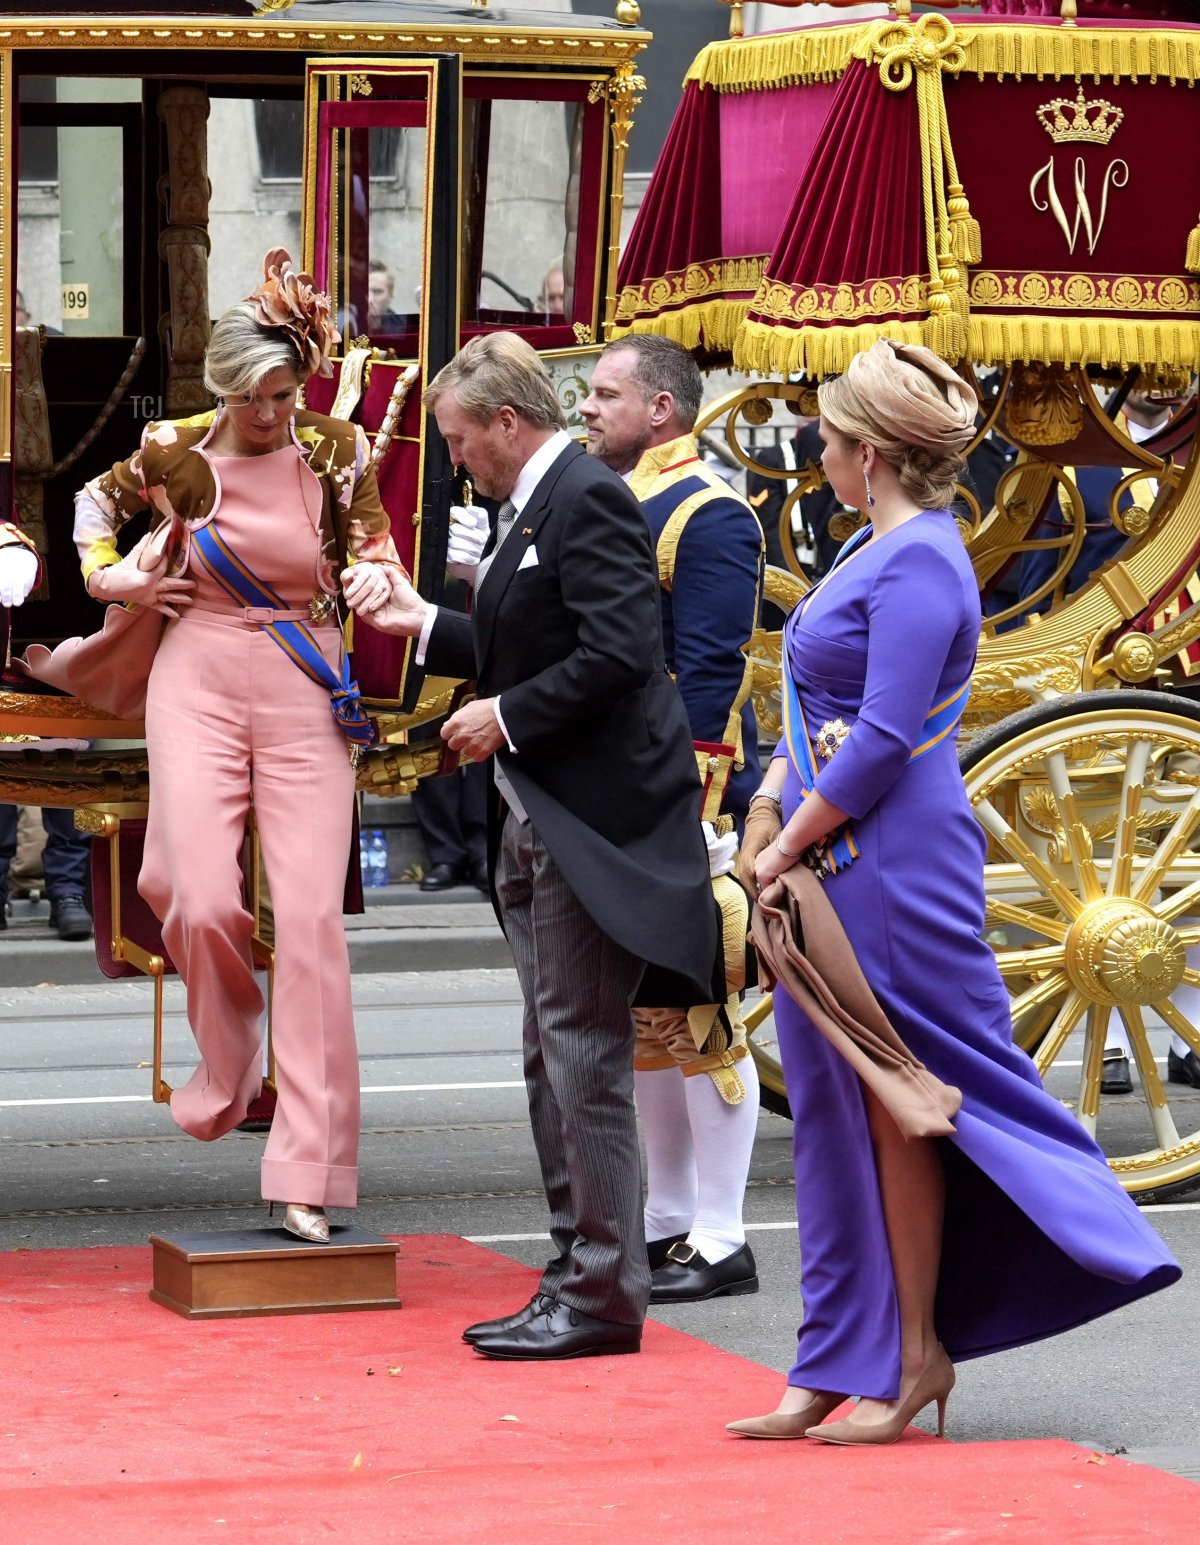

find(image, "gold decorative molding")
[607,58,646,154]
[970,270,1198,316]
[1006,363,1083,447]
[0,20,648,70]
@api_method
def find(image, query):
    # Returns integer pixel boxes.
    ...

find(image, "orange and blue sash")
[191,521,376,750]
[782,526,968,872]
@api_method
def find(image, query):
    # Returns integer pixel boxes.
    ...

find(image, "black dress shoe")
[649,1241,758,1303]
[470,859,490,894]
[462,1292,556,1344]
[646,1232,687,1272]
[419,862,461,892]
[471,1302,641,1360]
[49,894,92,941]
[1168,1047,1200,1088]
[1101,1052,1133,1095]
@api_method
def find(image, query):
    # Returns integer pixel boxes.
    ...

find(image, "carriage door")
[302,56,460,712]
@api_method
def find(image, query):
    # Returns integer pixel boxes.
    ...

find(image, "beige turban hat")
[819,339,977,458]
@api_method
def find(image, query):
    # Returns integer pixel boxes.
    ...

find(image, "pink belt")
[185,599,329,627]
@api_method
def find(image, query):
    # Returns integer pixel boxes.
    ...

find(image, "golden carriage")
[613,0,1200,1198]
[0,0,650,1091]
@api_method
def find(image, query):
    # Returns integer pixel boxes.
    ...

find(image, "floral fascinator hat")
[244,247,341,378]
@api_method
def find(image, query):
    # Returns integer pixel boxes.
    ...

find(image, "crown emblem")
[1037,85,1123,146]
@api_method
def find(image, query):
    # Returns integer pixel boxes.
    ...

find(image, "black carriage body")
[0,1,647,743]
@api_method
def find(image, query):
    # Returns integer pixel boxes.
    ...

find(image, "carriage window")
[457,80,606,343]
[462,97,584,331]
[323,116,428,346]
[17,79,136,336]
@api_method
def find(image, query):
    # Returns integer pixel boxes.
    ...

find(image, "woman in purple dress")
[728,340,1180,1445]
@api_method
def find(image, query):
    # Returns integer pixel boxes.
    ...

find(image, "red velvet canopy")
[612,14,1200,376]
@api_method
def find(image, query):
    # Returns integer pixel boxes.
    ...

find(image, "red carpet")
[1,1236,1194,1543]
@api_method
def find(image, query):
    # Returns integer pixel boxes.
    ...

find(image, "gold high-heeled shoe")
[806,1345,955,1447]
[725,1389,847,1439]
[269,1202,331,1244]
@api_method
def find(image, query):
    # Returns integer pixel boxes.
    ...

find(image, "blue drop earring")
[863,463,875,509]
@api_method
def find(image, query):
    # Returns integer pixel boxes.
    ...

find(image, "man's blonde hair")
[424,332,565,430]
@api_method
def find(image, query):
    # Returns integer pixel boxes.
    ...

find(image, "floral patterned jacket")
[73,408,402,593]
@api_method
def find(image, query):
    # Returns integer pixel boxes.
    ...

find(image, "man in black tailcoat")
[343,331,716,1360]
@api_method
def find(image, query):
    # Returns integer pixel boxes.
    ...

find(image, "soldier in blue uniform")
[581,335,765,1302]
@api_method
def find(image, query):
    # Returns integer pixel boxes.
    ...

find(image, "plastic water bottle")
[366,829,389,888]
[359,829,370,885]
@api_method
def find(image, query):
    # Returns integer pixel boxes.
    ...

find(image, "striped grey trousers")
[495,814,650,1325]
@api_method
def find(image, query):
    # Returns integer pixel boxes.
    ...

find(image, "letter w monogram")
[1030,156,1129,256]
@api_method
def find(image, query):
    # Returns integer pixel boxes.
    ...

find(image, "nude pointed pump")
[806,1345,955,1447]
[725,1389,847,1439]
[269,1201,331,1244]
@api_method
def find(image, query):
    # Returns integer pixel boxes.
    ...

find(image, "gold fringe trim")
[732,313,1200,378]
[968,315,1200,370]
[735,318,936,378]
[1188,218,1200,275]
[686,22,1200,94]
[609,298,747,355]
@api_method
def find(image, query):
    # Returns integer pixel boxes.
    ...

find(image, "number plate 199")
[60,283,90,320]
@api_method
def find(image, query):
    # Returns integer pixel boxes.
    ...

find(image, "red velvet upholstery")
[742,60,924,344]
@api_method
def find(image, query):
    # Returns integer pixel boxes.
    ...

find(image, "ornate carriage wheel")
[961,690,1200,1201]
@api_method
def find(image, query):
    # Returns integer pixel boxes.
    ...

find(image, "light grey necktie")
[475,497,516,590]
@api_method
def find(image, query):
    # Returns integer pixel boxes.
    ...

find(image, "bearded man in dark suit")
[343,331,716,1360]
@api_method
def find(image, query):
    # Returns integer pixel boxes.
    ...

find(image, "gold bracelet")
[775,835,801,860]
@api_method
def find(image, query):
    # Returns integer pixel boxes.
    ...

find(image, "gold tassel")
[924,279,966,362]
[946,183,982,266]
[1187,217,1200,275]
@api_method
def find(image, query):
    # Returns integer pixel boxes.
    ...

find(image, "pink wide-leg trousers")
[140,608,360,1207]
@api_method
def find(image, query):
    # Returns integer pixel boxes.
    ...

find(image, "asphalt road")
[2,968,1197,1483]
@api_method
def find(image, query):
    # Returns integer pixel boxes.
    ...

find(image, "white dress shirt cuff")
[493,697,517,754]
[414,603,438,666]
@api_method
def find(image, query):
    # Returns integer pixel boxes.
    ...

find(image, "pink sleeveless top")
[191,444,321,611]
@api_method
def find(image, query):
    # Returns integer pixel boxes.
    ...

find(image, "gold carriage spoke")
[995,945,1066,977]
[1033,989,1087,1077]
[1154,995,1200,1061]
[1118,1003,1180,1151]
[1046,750,1104,904]
[975,800,1085,920]
[1132,790,1200,906]
[1107,738,1150,900]
[1007,970,1069,1022]
[985,900,1069,942]
[1077,1002,1111,1131]
[1183,967,1200,989]
[1156,879,1200,923]
[1015,994,1068,1054]
[1174,924,1200,948]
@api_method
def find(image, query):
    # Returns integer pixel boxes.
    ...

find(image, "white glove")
[446,503,490,583]
[702,820,738,879]
[87,531,195,617]
[0,546,39,607]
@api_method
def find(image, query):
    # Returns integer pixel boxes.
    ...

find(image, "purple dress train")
[775,509,1180,1400]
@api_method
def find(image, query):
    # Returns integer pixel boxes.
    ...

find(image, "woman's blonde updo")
[204,248,340,402]
[203,302,303,402]
[817,340,978,511]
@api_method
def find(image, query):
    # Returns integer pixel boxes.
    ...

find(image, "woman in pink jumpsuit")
[69,251,403,1241]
